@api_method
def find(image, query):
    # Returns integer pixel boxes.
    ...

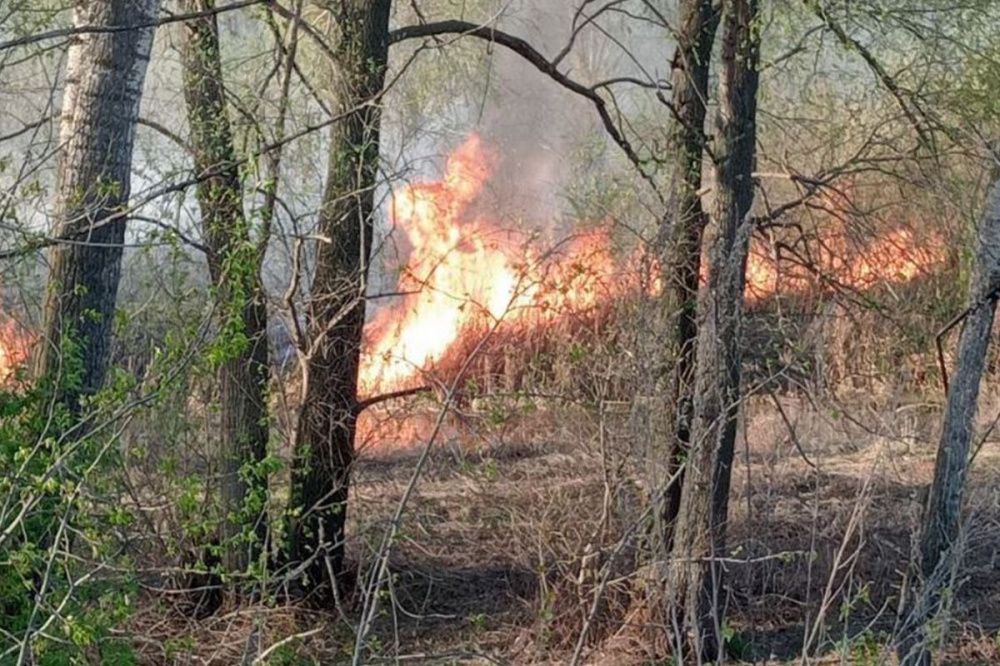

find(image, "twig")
[354,385,431,414]
[764,385,817,469]
[252,627,323,665]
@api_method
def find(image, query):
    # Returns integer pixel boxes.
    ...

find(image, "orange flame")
[741,227,945,299]
[0,319,32,387]
[360,135,946,394]
[361,135,625,392]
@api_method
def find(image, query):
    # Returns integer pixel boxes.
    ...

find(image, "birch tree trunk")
[180,0,270,573]
[36,0,160,412]
[288,0,391,591]
[900,181,1000,666]
[665,0,760,659]
[655,0,721,555]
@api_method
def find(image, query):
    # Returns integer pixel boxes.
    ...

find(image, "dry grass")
[125,395,1000,664]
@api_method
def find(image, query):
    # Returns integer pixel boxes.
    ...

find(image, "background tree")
[288,0,392,589]
[666,0,760,658]
[179,0,271,574]
[34,0,160,412]
[654,0,720,554]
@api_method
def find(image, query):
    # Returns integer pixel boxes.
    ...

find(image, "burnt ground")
[130,397,1000,664]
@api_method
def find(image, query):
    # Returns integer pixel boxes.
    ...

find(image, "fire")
[0,319,31,387]
[0,151,945,398]
[360,134,946,394]
[742,227,945,299]
[361,135,624,392]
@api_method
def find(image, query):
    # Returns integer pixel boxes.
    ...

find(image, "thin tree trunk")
[666,0,760,659]
[655,0,721,554]
[35,0,160,411]
[288,0,391,591]
[180,0,270,573]
[900,182,1000,666]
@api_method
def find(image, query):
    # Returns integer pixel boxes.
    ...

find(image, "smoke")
[373,0,669,295]
[465,3,599,225]
[411,1,663,224]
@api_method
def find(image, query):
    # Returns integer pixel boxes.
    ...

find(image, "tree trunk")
[288,0,391,591]
[35,0,160,411]
[665,0,760,659]
[654,0,721,555]
[900,182,1000,666]
[180,0,270,573]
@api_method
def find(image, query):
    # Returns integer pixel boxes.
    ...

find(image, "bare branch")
[0,0,270,53]
[354,385,431,414]
[388,20,663,200]
[805,0,933,149]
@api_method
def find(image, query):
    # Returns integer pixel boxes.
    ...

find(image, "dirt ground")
[130,396,1000,664]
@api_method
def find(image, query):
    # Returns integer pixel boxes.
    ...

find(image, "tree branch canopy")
[0,0,269,53]
[804,0,933,148]
[388,20,657,193]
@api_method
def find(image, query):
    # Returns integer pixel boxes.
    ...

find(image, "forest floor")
[129,396,1000,665]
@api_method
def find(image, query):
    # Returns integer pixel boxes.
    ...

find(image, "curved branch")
[388,20,659,197]
[137,117,192,155]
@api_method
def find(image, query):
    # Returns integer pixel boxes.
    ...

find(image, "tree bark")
[900,182,1000,666]
[180,0,270,573]
[654,0,721,555]
[35,0,160,412]
[287,0,391,590]
[665,0,760,659]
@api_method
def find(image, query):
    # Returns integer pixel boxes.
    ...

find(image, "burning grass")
[0,318,33,386]
[357,267,955,418]
[359,134,950,404]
